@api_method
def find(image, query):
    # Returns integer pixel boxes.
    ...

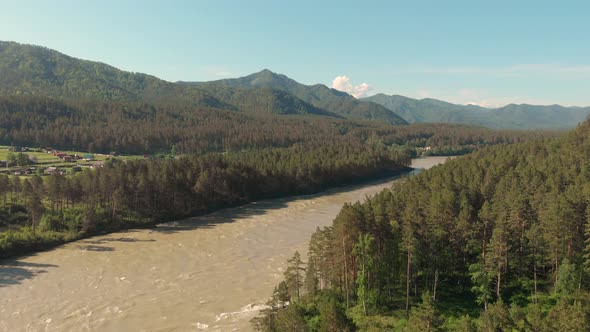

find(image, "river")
[0,156,451,332]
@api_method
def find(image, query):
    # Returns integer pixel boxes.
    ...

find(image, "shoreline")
[0,166,416,261]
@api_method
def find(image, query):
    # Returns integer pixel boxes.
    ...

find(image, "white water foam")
[214,303,270,322]
[193,322,209,330]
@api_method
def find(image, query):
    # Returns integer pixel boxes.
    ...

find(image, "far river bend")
[0,156,452,332]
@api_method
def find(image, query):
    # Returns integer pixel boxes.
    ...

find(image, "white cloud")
[331,75,373,98]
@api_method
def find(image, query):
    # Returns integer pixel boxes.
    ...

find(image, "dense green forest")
[0,96,556,155]
[253,120,590,331]
[0,141,413,258]
[0,42,563,263]
[364,93,590,130]
[183,69,408,124]
[0,41,406,125]
[3,41,588,130]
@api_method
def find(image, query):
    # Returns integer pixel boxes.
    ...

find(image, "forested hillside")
[0,41,231,107]
[185,69,408,125]
[0,141,412,258]
[4,41,588,130]
[0,41,406,124]
[0,96,555,155]
[364,93,590,129]
[0,42,562,262]
[254,120,590,331]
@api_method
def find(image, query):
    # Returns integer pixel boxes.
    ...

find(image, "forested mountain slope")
[4,40,587,129]
[0,41,230,107]
[0,41,405,124]
[254,120,590,331]
[182,69,408,125]
[364,93,590,129]
[0,96,555,155]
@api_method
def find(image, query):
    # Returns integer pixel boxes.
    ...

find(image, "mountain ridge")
[363,93,590,129]
[181,69,407,124]
[0,41,407,125]
[2,40,589,129]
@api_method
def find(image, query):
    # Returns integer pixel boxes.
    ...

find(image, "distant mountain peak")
[0,41,408,125]
[363,93,590,129]
[247,68,276,79]
[187,70,407,125]
[257,68,274,74]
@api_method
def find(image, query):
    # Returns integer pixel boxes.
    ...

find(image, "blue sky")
[1,0,589,107]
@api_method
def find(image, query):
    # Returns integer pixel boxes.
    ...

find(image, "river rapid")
[0,156,451,332]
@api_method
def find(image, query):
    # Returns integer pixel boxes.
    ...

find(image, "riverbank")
[0,157,452,332]
[0,164,415,260]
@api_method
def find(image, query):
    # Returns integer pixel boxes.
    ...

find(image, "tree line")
[0,96,557,155]
[253,120,590,331]
[0,141,411,258]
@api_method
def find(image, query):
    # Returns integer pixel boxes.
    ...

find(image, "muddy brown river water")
[0,157,451,332]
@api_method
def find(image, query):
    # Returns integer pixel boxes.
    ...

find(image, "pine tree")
[22,179,44,232]
[274,304,307,332]
[284,251,305,301]
[478,300,512,332]
[405,291,441,332]
[525,303,543,332]
[402,199,419,316]
[544,299,588,331]
[10,175,20,205]
[0,175,9,206]
[583,204,590,282]
[486,218,510,299]
[554,258,578,298]
[304,259,319,296]
[353,233,376,315]
[318,296,354,332]
[526,223,546,303]
[453,315,475,332]
[468,261,493,311]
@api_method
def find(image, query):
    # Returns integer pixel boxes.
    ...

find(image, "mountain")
[363,93,590,129]
[0,41,231,108]
[488,103,590,129]
[0,41,405,124]
[182,69,408,125]
[363,94,486,123]
[5,40,585,129]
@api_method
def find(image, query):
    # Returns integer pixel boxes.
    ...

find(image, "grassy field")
[0,146,144,175]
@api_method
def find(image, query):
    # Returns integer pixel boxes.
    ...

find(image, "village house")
[91,161,106,168]
[45,166,65,175]
[23,167,36,175]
